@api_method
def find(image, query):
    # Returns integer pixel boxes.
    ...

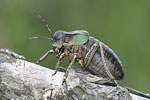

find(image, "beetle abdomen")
[84,37,124,80]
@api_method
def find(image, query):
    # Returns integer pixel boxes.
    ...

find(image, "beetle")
[30,17,150,99]
[33,29,124,84]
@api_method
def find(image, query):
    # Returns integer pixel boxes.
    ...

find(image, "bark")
[0,48,149,100]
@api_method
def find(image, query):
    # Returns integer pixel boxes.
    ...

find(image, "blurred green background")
[0,0,150,93]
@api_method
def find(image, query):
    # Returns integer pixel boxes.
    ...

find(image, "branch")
[0,48,149,100]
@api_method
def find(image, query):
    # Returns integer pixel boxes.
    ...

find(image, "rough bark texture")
[0,48,149,100]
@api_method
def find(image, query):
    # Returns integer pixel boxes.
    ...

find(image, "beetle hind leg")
[99,43,119,85]
[84,43,118,85]
[84,43,99,67]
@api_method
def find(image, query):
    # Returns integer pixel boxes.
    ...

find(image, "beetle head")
[52,30,89,54]
[52,30,68,54]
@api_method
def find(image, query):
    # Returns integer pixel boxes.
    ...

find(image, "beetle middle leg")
[52,53,65,76]
[63,53,77,83]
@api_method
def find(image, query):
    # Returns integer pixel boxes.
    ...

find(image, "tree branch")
[0,48,149,100]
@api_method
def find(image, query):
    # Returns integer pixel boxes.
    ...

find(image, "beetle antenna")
[38,15,53,37]
[29,36,53,41]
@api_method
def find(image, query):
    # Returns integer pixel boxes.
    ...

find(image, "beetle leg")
[35,49,54,64]
[52,53,65,76]
[63,53,77,83]
[84,43,118,85]
[99,43,118,85]
[84,43,99,67]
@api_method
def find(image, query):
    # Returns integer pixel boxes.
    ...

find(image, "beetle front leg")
[63,53,77,83]
[52,53,65,76]
[35,49,54,64]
